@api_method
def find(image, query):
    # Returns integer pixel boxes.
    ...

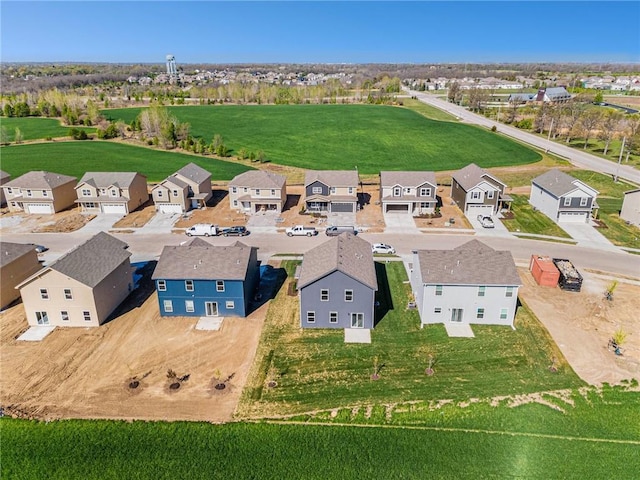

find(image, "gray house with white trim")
[529,169,598,223]
[304,170,359,213]
[380,171,437,215]
[451,164,510,218]
[298,233,377,330]
[410,240,521,328]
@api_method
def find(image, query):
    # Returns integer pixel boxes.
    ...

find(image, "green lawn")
[3,384,638,479]
[0,117,94,141]
[401,97,459,121]
[502,195,572,238]
[102,105,541,173]
[0,141,253,182]
[237,261,582,419]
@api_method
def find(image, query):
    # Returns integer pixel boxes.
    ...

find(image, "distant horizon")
[2,1,639,64]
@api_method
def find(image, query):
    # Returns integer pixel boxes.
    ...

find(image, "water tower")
[166,54,177,78]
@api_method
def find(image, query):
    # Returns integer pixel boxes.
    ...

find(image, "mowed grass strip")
[502,195,572,238]
[0,117,94,141]
[0,141,253,181]
[237,261,582,418]
[103,105,541,173]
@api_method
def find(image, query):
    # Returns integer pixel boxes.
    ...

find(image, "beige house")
[621,188,640,227]
[75,172,149,214]
[304,170,359,213]
[228,170,287,214]
[151,163,212,214]
[1,242,42,309]
[380,171,438,215]
[3,170,77,214]
[16,232,133,327]
[0,170,10,206]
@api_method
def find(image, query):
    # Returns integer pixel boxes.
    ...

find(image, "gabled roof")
[175,163,211,184]
[1,242,37,268]
[298,233,377,290]
[229,170,286,189]
[305,170,359,188]
[77,172,145,189]
[17,232,131,289]
[0,170,10,183]
[380,171,437,189]
[532,169,598,197]
[154,176,189,190]
[451,163,504,191]
[4,171,76,189]
[151,240,255,281]
[414,239,521,286]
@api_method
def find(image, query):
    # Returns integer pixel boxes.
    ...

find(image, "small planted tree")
[371,355,381,380]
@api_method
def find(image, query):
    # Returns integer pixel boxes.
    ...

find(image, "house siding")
[156,278,249,317]
[621,191,640,227]
[300,270,375,329]
[529,184,561,221]
[306,181,329,197]
[0,249,41,309]
[91,259,134,324]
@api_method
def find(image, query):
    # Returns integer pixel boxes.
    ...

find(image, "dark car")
[221,226,249,237]
[33,244,49,253]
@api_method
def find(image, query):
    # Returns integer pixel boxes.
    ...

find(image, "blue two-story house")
[152,238,259,317]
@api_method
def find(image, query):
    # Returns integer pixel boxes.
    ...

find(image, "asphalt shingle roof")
[532,169,585,197]
[451,163,502,191]
[78,172,144,189]
[1,242,37,268]
[4,171,76,189]
[380,171,437,189]
[229,170,286,189]
[175,163,211,184]
[304,170,359,188]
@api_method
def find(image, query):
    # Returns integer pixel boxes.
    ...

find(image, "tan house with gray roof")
[380,171,438,215]
[451,164,510,218]
[304,170,359,213]
[75,172,149,214]
[16,232,133,327]
[228,170,287,214]
[151,163,212,214]
[3,170,77,214]
[298,232,377,329]
[410,240,521,327]
[1,242,42,309]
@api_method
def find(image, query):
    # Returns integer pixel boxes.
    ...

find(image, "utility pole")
[615,136,626,182]
[547,118,554,142]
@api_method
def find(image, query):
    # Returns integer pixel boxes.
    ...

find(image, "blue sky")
[1,1,639,63]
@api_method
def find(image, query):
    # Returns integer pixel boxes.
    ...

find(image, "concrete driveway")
[327,211,356,227]
[77,214,123,234]
[135,212,179,234]
[467,214,511,238]
[560,221,620,252]
[383,212,419,234]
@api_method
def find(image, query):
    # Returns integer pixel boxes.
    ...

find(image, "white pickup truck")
[285,225,319,237]
[185,223,219,236]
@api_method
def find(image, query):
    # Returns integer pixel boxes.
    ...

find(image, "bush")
[491,125,497,132]
[515,119,533,130]
[68,128,88,140]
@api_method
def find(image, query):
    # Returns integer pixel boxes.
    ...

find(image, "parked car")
[285,225,318,237]
[221,226,249,237]
[371,243,396,254]
[33,244,48,253]
[477,215,495,228]
[325,225,357,236]
[185,224,219,237]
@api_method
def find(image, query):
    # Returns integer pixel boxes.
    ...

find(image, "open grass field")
[103,105,541,173]
[0,117,94,141]
[0,141,253,181]
[400,97,459,121]
[502,194,572,238]
[236,261,583,419]
[3,384,638,479]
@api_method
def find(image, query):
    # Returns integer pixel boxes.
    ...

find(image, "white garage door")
[158,204,183,214]
[26,203,53,214]
[466,204,493,217]
[558,212,588,223]
[102,204,127,214]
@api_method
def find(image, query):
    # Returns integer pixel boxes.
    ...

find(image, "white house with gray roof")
[3,170,77,214]
[228,170,287,214]
[410,240,521,327]
[380,171,438,215]
[151,163,212,214]
[16,232,133,327]
[530,169,598,223]
[75,172,149,214]
[304,170,359,213]
[298,233,377,330]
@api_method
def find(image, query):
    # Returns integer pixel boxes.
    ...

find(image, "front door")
[35,311,49,325]
[451,309,463,323]
[350,313,364,328]
[205,302,218,317]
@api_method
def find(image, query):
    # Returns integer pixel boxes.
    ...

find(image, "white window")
[6,187,12,194]
[231,186,237,194]
[225,300,235,309]
[157,280,166,291]
[580,197,588,207]
[307,311,316,323]
[471,191,480,200]
[35,311,49,325]
[110,189,118,197]
[404,187,411,194]
[393,187,401,197]
[500,308,508,320]
[348,187,354,194]
[478,286,486,297]
[163,300,173,313]
[40,289,49,300]
[83,311,91,322]
[64,289,73,300]
[157,190,163,197]
[26,189,32,197]
[185,280,194,291]
[233,200,238,207]
[329,312,338,323]
[434,307,442,313]
[42,190,48,197]
[185,300,194,313]
[255,189,261,195]
[505,286,514,298]
[487,190,494,199]
[216,280,224,292]
[61,311,70,322]
[173,190,179,197]
[313,187,322,194]
[100,189,107,195]
[271,189,276,196]
[477,308,485,319]
[330,187,336,194]
[564,197,571,206]
[321,289,329,301]
[435,285,443,296]
[420,187,431,197]
[345,290,353,302]
[420,202,430,208]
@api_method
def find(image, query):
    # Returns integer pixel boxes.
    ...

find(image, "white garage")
[25,203,53,214]
[466,204,494,218]
[101,204,127,214]
[157,204,183,214]
[558,212,588,223]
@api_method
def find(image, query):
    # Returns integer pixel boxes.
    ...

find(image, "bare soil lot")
[414,187,471,229]
[1,209,96,234]
[173,187,247,231]
[112,200,155,229]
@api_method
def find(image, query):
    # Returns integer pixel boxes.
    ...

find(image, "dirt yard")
[112,200,156,229]
[0,283,267,422]
[173,187,247,231]
[414,187,472,229]
[0,209,96,234]
[518,267,640,386]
